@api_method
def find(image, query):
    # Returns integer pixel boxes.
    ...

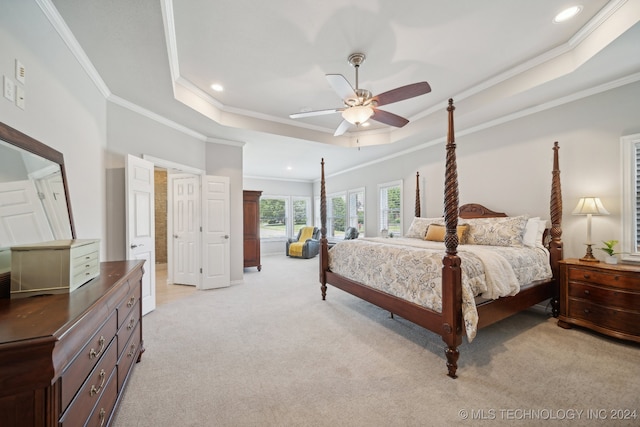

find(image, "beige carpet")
[113,254,640,426]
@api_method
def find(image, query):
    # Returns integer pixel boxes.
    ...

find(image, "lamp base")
[580,244,600,263]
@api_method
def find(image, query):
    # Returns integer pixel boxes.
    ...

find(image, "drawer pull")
[89,336,106,359]
[90,369,106,396]
[583,289,590,295]
[584,308,591,314]
[127,317,136,330]
[582,273,591,280]
[86,256,91,260]
[127,343,138,358]
[99,408,106,427]
[127,296,136,308]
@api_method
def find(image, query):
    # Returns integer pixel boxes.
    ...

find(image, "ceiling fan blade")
[372,82,431,107]
[289,108,342,119]
[333,120,351,136]
[326,74,357,101]
[370,109,410,128]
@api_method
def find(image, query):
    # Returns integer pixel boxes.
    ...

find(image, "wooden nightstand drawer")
[568,281,640,310]
[567,265,638,290]
[568,298,640,336]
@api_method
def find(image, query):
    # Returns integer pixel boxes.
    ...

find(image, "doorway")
[153,168,197,305]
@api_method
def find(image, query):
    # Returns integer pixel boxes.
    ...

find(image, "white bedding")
[327,237,552,341]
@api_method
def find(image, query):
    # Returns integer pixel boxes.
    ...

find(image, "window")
[379,180,403,236]
[260,196,288,239]
[259,195,310,240]
[621,133,640,262]
[348,188,365,235]
[327,192,346,238]
[292,197,311,236]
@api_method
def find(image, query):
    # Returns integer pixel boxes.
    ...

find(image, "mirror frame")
[0,121,76,241]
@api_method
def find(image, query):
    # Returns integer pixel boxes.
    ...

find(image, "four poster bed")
[318,99,563,378]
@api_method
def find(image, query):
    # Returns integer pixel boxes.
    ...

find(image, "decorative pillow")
[424,224,469,243]
[465,215,528,247]
[522,217,547,247]
[405,217,444,239]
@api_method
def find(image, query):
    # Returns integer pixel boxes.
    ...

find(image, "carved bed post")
[415,172,421,217]
[549,142,563,316]
[319,158,328,299]
[441,99,463,378]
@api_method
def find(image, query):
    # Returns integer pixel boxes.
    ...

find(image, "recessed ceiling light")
[286,166,292,171]
[210,83,224,92]
[553,5,582,23]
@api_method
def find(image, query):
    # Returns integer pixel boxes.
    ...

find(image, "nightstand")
[558,259,640,343]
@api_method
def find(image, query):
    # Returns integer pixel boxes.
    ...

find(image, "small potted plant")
[598,240,621,264]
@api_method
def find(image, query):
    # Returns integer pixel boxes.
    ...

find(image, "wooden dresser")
[0,260,144,427]
[243,190,262,271]
[558,259,640,343]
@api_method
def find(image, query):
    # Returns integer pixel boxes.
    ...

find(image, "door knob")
[174,234,179,238]
[224,235,229,239]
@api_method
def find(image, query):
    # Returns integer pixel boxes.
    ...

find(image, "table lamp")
[572,197,609,262]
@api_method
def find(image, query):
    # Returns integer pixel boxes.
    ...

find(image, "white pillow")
[405,217,444,239]
[523,217,547,248]
[465,215,529,247]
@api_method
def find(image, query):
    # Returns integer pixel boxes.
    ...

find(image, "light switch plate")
[15,60,25,84]
[3,76,15,102]
[16,86,25,110]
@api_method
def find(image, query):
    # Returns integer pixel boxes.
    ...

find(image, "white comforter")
[328,237,552,341]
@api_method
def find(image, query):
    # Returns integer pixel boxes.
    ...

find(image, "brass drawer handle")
[99,408,106,427]
[127,296,136,308]
[89,336,106,359]
[127,317,136,330]
[583,273,591,280]
[127,343,138,358]
[90,369,106,396]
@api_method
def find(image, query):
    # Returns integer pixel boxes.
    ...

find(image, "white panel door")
[200,176,230,290]
[169,173,199,286]
[126,155,156,315]
[0,180,54,246]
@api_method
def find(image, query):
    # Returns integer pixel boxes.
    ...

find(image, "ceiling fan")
[289,53,431,136]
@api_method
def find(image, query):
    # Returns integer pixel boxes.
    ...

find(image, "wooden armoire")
[243,190,262,271]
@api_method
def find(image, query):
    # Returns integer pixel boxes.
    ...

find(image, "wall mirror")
[0,122,76,287]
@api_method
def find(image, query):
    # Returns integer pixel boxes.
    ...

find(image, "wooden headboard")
[459,203,508,219]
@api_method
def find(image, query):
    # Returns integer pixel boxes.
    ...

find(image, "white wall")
[0,1,107,254]
[316,81,640,260]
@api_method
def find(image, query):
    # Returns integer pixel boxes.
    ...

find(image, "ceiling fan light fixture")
[342,105,374,125]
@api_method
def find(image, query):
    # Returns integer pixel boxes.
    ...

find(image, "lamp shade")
[341,105,374,125]
[572,197,610,216]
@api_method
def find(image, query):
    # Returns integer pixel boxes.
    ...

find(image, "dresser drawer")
[568,266,638,290]
[59,313,117,411]
[59,341,117,426]
[568,281,640,310]
[567,298,640,336]
[117,284,141,328]
[117,299,140,358]
[118,322,142,392]
[61,367,118,427]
